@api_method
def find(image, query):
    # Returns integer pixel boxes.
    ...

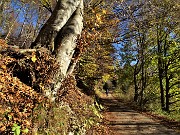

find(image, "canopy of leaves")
[114,0,180,113]
[76,0,119,91]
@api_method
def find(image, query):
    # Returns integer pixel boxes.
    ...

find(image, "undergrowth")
[0,39,109,134]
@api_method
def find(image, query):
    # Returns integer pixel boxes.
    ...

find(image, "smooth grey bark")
[31,0,81,52]
[51,0,83,99]
[31,0,84,101]
[54,0,83,77]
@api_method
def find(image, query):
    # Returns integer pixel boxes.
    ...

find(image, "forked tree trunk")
[31,0,83,100]
[31,0,81,51]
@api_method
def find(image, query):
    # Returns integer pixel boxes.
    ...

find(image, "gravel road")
[100,95,180,135]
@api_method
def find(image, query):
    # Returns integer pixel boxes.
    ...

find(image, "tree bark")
[134,60,140,102]
[31,0,81,52]
[157,38,165,110]
[31,0,84,101]
[164,43,170,112]
[165,72,170,112]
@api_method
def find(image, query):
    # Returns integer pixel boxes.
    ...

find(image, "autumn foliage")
[0,0,119,134]
[0,39,55,133]
[0,37,110,134]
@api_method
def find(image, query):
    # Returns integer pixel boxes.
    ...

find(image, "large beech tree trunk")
[31,0,83,100]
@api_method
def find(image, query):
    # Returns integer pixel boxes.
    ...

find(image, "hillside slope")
[0,39,109,134]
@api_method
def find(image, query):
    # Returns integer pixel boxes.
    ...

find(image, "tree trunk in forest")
[134,60,140,102]
[157,42,165,110]
[164,46,170,112]
[158,56,165,110]
[139,63,144,107]
[156,24,166,110]
[134,72,139,102]
[31,0,84,101]
[139,44,145,107]
[165,72,170,112]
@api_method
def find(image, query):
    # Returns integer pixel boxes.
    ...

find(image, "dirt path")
[100,94,180,135]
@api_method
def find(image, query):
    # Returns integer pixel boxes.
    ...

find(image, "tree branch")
[169,100,180,105]
[170,81,180,89]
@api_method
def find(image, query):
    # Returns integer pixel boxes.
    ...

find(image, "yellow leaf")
[96,14,101,21]
[96,13,103,24]
[0,126,6,132]
[92,9,95,13]
[31,54,37,62]
[92,28,95,31]
[102,74,110,82]
[102,9,107,14]
[1,65,6,70]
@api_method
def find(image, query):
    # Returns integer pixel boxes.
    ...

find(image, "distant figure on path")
[103,80,113,96]
[112,79,117,88]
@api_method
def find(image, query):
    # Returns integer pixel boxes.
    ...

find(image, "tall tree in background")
[115,0,180,111]
[152,0,180,112]
[115,0,151,106]
[0,0,50,47]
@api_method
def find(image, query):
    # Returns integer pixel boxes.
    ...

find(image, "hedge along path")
[100,94,180,135]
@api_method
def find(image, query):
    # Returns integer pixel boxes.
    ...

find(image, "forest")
[0,0,179,134]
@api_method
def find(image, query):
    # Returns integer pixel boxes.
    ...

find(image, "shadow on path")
[99,95,179,135]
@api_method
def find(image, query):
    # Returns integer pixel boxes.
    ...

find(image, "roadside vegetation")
[112,0,180,122]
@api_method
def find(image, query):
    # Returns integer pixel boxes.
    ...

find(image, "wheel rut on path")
[100,95,179,135]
